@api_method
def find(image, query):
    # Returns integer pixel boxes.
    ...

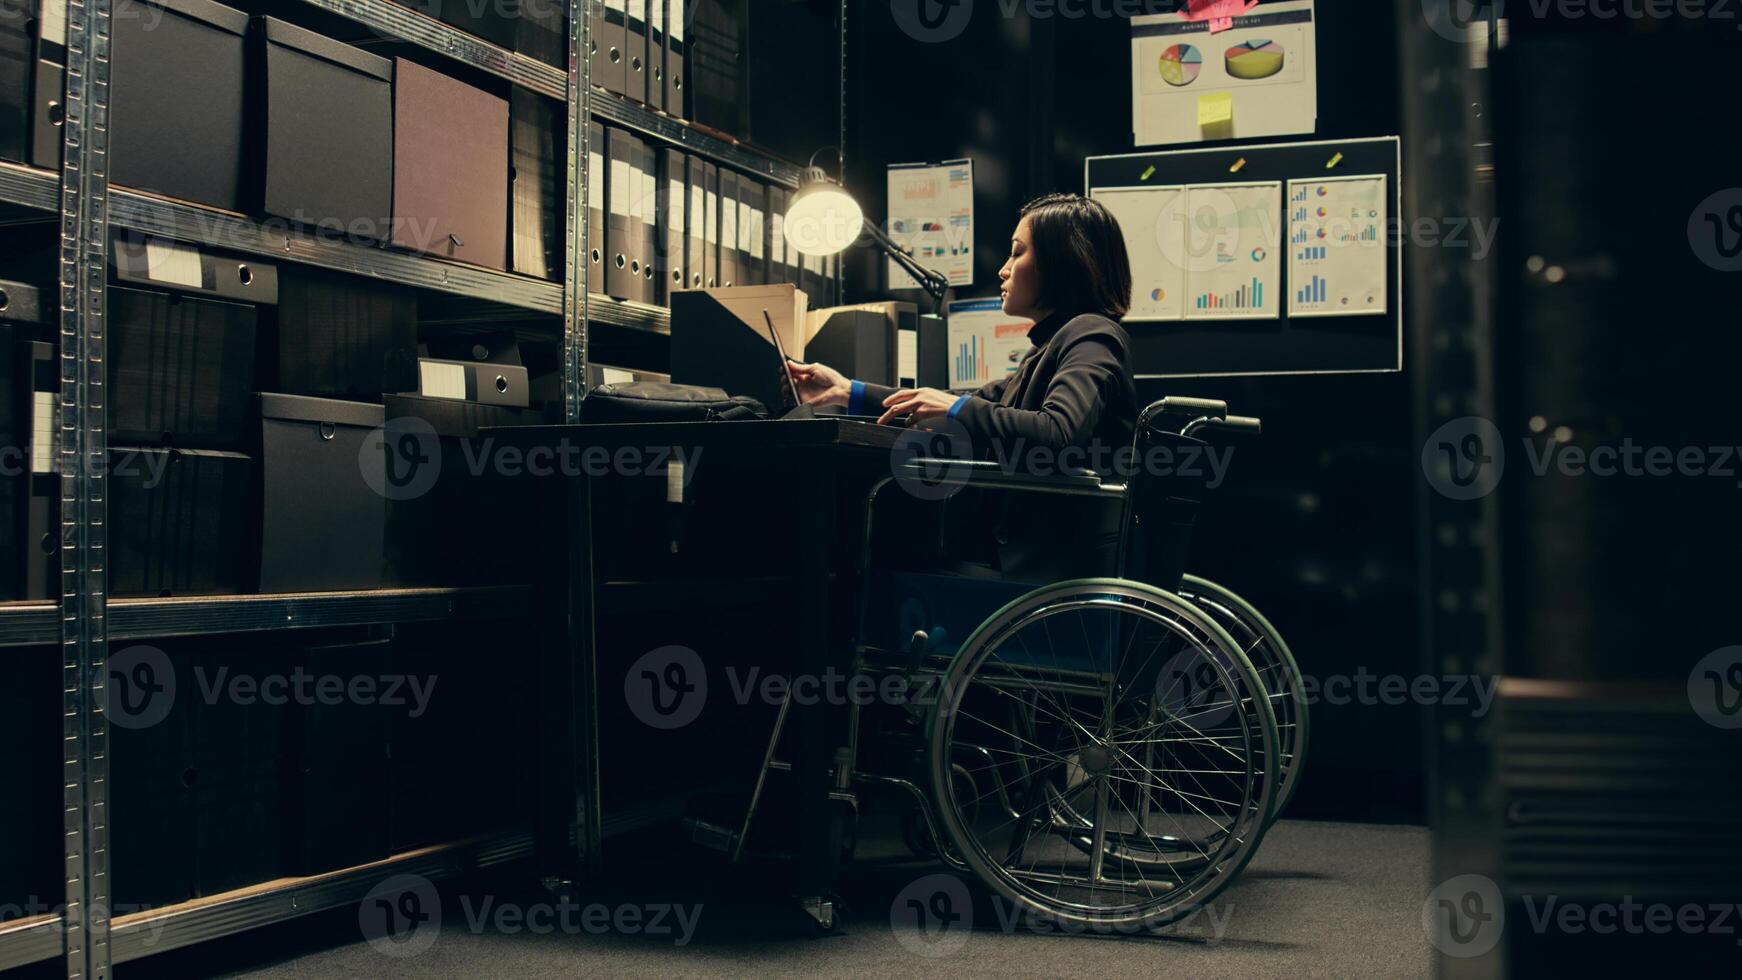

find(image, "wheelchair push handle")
[1154,396,1228,419]
[1183,414,1263,438]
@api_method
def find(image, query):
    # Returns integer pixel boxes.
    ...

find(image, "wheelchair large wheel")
[1177,574,1309,826]
[927,579,1278,932]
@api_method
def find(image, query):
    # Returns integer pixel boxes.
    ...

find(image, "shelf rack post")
[56,0,114,975]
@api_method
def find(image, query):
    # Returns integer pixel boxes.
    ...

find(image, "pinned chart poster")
[887,160,975,289]
[1287,174,1388,317]
[946,297,1031,388]
[1182,182,1282,321]
[1130,0,1316,146]
[1091,185,1188,322]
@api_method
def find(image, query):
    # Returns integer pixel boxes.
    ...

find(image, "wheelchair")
[689,396,1308,934]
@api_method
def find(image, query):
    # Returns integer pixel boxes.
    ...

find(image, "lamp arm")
[861,219,951,310]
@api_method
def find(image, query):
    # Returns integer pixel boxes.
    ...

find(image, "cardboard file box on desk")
[0,280,56,601]
[248,17,393,238]
[382,394,545,587]
[273,266,417,400]
[670,284,808,416]
[392,58,508,269]
[256,394,386,592]
[110,0,248,211]
[290,635,393,875]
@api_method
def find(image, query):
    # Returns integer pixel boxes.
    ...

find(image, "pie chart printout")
[1225,40,1286,80]
[1159,44,1203,87]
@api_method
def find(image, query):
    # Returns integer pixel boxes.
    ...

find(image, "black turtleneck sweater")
[859,310,1138,582]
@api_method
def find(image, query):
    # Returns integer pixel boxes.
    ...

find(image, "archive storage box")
[188,642,295,896]
[108,646,198,909]
[248,17,393,237]
[0,653,62,912]
[382,394,543,587]
[256,394,386,593]
[289,635,394,874]
[107,285,260,450]
[108,446,255,597]
[391,58,508,269]
[0,0,31,163]
[273,267,417,401]
[109,0,248,210]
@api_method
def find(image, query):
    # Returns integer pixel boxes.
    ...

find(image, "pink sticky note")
[1183,0,1257,33]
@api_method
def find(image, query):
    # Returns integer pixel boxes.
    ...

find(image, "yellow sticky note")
[1198,92,1234,128]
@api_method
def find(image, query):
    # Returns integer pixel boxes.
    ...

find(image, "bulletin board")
[1085,136,1402,379]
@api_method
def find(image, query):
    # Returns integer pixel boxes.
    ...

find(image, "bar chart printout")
[1287,174,1389,316]
[1183,182,1283,321]
[947,298,1033,388]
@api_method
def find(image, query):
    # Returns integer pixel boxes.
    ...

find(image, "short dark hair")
[1018,193,1133,321]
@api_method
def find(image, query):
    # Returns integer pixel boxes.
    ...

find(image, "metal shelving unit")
[6,0,827,974]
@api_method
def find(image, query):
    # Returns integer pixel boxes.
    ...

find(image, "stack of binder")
[592,0,687,121]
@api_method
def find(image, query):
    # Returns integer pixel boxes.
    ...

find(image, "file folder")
[28,0,66,168]
[743,178,765,286]
[702,161,719,288]
[646,0,665,113]
[625,0,648,106]
[511,89,562,280]
[605,126,636,300]
[624,130,650,302]
[593,0,627,96]
[660,148,686,305]
[719,168,739,288]
[636,136,658,303]
[686,154,706,289]
[665,0,685,118]
[587,119,606,294]
[767,186,787,285]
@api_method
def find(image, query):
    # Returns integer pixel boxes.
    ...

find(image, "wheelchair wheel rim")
[925,578,1278,930]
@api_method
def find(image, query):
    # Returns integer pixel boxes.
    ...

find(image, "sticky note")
[1198,92,1234,127]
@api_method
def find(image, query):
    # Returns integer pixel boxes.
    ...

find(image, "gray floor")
[216,819,1431,980]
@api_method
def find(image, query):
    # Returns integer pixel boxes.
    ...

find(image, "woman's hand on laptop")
[787,361,851,408]
[878,388,959,427]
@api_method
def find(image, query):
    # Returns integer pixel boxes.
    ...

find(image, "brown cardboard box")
[391,58,509,269]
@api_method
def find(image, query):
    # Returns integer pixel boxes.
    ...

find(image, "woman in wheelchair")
[788,192,1139,582]
[754,194,1307,936]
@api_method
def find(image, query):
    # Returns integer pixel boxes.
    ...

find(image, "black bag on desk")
[580,381,767,423]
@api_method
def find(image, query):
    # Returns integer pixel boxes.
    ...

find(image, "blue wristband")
[947,394,971,419]
[848,380,867,415]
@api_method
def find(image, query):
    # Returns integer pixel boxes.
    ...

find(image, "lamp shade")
[783,167,863,257]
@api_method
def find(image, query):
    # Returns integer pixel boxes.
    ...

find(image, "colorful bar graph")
[1296,274,1327,305]
[955,335,981,383]
[1195,277,1265,311]
[1297,245,1327,261]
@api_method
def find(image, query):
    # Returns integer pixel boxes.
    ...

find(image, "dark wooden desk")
[489,418,907,914]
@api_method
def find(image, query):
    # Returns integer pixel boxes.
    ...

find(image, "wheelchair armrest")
[901,459,1124,499]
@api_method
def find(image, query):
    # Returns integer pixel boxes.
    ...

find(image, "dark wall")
[848,1,1424,823]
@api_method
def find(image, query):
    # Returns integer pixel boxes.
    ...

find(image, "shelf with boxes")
[1,0,575,306]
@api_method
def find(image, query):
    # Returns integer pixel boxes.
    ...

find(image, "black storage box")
[110,0,247,209]
[108,446,254,597]
[0,653,63,912]
[389,621,533,851]
[273,267,417,401]
[804,310,895,389]
[381,394,543,587]
[257,393,386,593]
[189,642,294,896]
[0,0,31,164]
[109,285,259,449]
[248,17,393,237]
[3,318,57,602]
[290,635,393,874]
[109,646,198,909]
